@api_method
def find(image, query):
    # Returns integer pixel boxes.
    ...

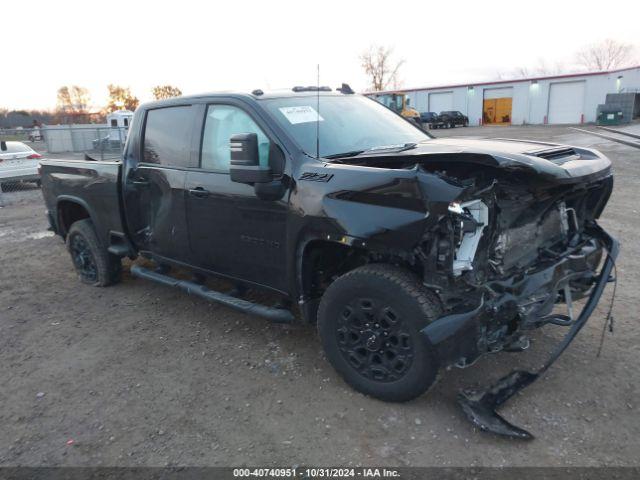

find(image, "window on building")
[110,119,118,127]
[200,105,270,172]
[143,106,192,167]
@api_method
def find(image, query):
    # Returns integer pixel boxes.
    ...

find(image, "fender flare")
[55,195,99,237]
[294,232,369,323]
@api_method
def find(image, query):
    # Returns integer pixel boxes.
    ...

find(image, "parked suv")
[438,110,469,128]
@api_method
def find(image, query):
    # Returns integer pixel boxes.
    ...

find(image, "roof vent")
[529,147,579,164]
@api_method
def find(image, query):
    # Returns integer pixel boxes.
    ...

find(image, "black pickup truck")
[40,86,618,439]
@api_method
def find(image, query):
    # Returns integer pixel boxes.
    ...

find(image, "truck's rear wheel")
[318,264,442,402]
[66,219,121,287]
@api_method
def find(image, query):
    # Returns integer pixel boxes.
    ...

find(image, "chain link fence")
[41,125,128,159]
[0,126,126,205]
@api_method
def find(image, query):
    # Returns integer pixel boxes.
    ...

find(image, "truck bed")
[39,159,126,247]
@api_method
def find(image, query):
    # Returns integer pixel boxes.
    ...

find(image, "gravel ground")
[0,125,638,467]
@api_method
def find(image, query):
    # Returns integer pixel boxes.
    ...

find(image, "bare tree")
[499,59,567,79]
[576,39,636,71]
[106,84,139,112]
[70,86,90,112]
[360,45,405,92]
[152,85,182,100]
[56,85,91,113]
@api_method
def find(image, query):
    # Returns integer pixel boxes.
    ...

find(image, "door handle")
[130,177,149,186]
[188,187,210,198]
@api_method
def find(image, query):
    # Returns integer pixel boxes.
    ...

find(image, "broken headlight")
[448,200,489,275]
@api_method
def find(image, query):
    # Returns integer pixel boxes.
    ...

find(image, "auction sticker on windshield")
[278,106,324,124]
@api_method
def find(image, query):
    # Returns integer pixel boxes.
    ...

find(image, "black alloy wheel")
[336,297,414,382]
[66,219,122,287]
[318,264,442,402]
[69,233,98,283]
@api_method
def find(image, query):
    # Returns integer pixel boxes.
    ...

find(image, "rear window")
[143,106,193,167]
[2,142,32,154]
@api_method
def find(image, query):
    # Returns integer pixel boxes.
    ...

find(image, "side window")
[201,105,269,172]
[143,106,192,167]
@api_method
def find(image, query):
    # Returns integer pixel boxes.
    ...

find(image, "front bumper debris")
[423,224,619,439]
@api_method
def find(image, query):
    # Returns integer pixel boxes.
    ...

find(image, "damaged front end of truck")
[317,139,618,439]
[421,173,617,439]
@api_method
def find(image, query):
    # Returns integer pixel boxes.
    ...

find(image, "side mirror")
[229,133,272,184]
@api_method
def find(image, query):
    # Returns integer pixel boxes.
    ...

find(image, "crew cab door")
[123,104,198,262]
[184,102,289,292]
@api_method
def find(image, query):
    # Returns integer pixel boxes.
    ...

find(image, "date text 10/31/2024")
[232,468,401,478]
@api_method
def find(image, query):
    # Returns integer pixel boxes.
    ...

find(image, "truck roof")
[140,87,354,110]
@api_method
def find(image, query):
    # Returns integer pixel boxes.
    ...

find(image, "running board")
[130,265,294,323]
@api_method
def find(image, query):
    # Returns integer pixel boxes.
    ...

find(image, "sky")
[2,0,640,111]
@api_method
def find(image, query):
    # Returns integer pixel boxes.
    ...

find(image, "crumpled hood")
[426,137,566,155]
[343,137,613,184]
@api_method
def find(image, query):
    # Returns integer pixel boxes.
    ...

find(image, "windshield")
[262,95,429,158]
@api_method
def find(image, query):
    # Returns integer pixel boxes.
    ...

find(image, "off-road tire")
[66,219,121,287]
[318,264,442,402]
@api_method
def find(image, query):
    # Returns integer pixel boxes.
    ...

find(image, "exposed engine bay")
[327,144,618,438]
[336,152,614,363]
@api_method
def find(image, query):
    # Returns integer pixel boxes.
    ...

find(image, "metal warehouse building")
[390,65,640,126]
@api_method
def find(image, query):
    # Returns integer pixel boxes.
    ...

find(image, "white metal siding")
[484,87,513,99]
[548,81,586,124]
[382,67,640,125]
[429,91,453,113]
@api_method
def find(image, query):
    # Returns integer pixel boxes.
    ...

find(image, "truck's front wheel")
[318,264,442,402]
[66,219,121,287]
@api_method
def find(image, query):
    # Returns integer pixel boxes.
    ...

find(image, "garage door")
[429,92,453,113]
[548,81,585,124]
[484,87,513,100]
[483,87,513,125]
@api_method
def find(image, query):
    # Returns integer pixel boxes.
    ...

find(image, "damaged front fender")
[295,163,470,251]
